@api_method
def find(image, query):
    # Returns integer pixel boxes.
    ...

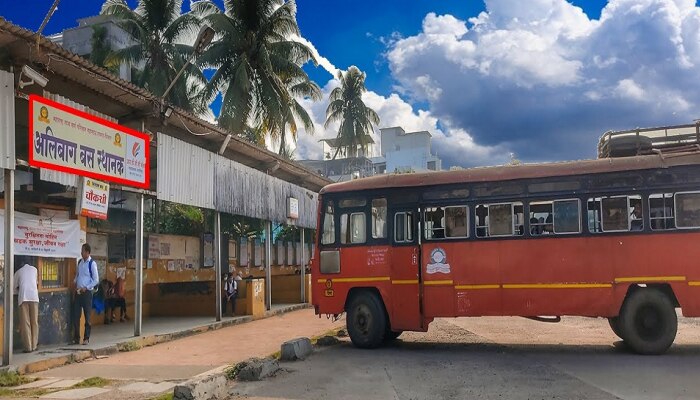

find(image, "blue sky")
[2,0,700,167]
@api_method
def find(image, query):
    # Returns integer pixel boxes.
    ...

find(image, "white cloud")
[386,0,700,162]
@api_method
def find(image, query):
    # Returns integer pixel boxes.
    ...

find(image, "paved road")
[231,316,700,400]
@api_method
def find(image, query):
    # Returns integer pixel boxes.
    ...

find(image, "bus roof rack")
[598,122,700,158]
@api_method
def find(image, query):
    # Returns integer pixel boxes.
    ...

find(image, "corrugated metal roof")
[157,133,215,209]
[0,70,15,170]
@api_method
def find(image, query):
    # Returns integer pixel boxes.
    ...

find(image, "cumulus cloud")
[386,0,700,163]
[292,76,509,167]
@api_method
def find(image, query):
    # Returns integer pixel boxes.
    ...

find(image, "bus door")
[389,207,423,331]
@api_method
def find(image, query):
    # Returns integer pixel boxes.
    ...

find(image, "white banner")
[77,177,109,220]
[0,210,81,258]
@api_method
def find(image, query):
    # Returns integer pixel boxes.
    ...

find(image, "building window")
[371,198,387,239]
[476,203,524,237]
[40,258,65,289]
[341,213,366,244]
[321,202,335,245]
[675,192,700,228]
[649,193,675,230]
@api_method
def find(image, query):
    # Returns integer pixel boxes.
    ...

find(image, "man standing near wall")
[73,243,98,345]
[14,257,39,353]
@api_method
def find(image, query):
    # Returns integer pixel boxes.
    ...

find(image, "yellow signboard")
[29,95,150,188]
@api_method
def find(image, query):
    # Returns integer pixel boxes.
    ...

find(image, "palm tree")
[199,0,319,144]
[100,0,211,113]
[276,65,321,154]
[89,26,119,74]
[324,66,380,158]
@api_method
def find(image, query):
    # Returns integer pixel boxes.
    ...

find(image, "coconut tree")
[100,0,212,113]
[324,66,380,158]
[198,0,319,144]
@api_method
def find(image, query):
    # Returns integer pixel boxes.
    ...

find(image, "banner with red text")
[0,211,81,258]
[78,178,109,220]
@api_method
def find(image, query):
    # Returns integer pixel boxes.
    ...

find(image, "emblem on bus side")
[426,248,451,274]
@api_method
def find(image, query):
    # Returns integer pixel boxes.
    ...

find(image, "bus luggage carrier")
[598,122,700,158]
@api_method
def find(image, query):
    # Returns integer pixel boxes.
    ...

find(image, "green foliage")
[150,393,174,400]
[100,0,210,113]
[325,66,380,158]
[146,202,205,236]
[72,377,110,388]
[89,25,119,73]
[117,340,143,352]
[199,0,321,146]
[0,372,30,387]
[221,214,263,240]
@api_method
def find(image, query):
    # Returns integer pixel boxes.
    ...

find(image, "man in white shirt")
[73,243,99,345]
[222,273,238,316]
[14,258,39,353]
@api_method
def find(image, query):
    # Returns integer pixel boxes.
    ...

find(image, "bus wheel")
[619,289,677,355]
[608,317,625,340]
[347,292,387,348]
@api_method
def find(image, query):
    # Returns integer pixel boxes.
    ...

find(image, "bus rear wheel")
[347,292,387,348]
[608,317,625,340]
[619,289,677,355]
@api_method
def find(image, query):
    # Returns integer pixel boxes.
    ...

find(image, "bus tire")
[347,292,387,348]
[608,317,625,340]
[619,288,677,355]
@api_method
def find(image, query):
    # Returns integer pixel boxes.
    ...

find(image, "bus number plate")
[324,289,334,297]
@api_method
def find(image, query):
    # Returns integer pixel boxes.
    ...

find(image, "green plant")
[72,377,110,388]
[0,372,30,387]
[118,340,142,352]
[150,393,174,400]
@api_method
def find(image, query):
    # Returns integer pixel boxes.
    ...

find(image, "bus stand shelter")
[0,18,328,366]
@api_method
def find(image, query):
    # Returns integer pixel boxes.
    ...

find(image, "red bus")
[311,146,700,355]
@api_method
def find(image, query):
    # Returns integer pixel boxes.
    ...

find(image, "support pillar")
[134,193,144,336]
[264,221,272,311]
[3,169,14,366]
[300,228,306,303]
[214,212,222,321]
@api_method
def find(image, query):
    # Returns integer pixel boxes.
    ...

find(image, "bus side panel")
[614,232,700,316]
[390,246,423,331]
[499,237,614,317]
[422,242,502,317]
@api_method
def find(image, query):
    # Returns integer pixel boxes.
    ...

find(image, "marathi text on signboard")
[78,178,109,220]
[0,211,81,258]
[28,95,150,188]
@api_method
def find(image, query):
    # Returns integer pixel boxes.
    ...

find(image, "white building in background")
[373,127,442,174]
[300,126,443,182]
[49,15,134,81]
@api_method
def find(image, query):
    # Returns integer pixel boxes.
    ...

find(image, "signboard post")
[28,95,150,188]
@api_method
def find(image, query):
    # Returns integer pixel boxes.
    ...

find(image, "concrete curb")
[15,304,312,375]
[173,366,229,400]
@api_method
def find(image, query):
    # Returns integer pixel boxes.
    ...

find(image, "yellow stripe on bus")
[424,280,454,286]
[316,277,391,284]
[688,281,700,286]
[614,276,686,283]
[392,280,419,285]
[455,284,500,290]
[502,283,612,289]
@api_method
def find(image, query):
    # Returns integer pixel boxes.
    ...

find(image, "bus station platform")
[7,303,308,375]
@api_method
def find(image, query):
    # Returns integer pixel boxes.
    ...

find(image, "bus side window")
[395,212,414,243]
[477,202,523,237]
[675,192,700,228]
[529,201,553,235]
[649,193,675,230]
[445,206,468,238]
[340,213,366,244]
[321,202,335,245]
[424,207,445,239]
[587,198,602,233]
[601,197,629,232]
[371,198,388,239]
